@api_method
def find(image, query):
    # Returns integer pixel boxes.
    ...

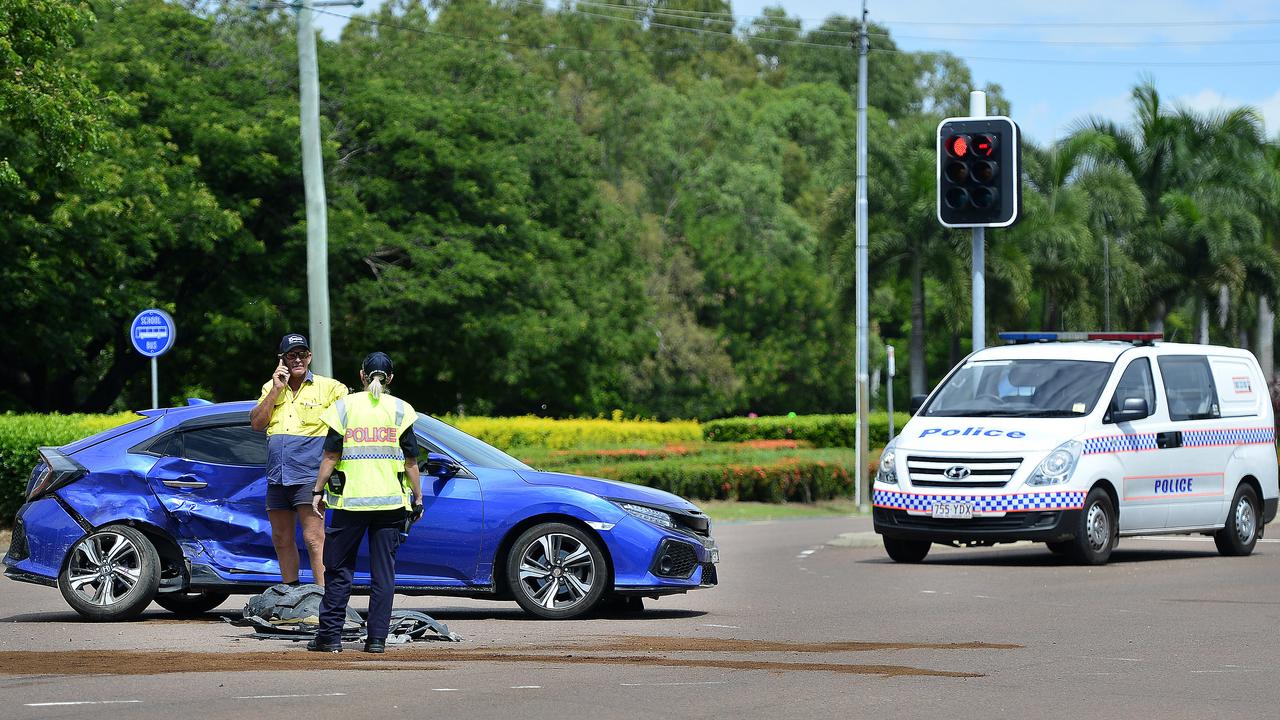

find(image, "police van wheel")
[1070,488,1117,565]
[1045,541,1071,556]
[1214,485,1259,557]
[154,590,231,617]
[506,522,608,620]
[883,538,930,563]
[58,525,161,621]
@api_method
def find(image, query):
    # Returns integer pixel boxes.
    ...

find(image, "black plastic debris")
[225,582,461,643]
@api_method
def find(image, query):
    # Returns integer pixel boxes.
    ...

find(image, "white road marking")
[703,624,741,629]
[973,595,995,599]
[26,701,142,707]
[799,549,816,556]
[619,676,732,681]
[510,686,542,689]
[432,688,460,692]
[920,590,938,594]
[234,693,347,700]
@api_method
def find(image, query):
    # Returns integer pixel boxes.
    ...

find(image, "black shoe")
[306,638,343,653]
[364,638,386,654]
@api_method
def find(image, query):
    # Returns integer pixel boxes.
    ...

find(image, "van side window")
[1113,358,1156,416]
[1157,356,1221,421]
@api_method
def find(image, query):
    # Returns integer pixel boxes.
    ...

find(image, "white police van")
[873,332,1279,564]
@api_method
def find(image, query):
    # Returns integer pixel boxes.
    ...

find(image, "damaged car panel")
[4,401,718,621]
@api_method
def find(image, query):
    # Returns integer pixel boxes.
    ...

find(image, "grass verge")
[698,498,862,523]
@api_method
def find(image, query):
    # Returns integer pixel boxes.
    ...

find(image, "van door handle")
[163,475,208,489]
[1156,431,1182,449]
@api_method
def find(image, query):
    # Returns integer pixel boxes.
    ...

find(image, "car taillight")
[27,447,87,500]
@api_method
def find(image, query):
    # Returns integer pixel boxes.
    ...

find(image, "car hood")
[896,415,1087,454]
[516,469,699,512]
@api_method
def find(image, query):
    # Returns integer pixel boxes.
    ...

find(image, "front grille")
[699,562,718,586]
[906,454,1022,489]
[651,539,699,579]
[673,510,711,537]
[877,508,1062,531]
[6,516,29,561]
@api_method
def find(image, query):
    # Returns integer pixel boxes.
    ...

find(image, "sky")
[312,0,1280,146]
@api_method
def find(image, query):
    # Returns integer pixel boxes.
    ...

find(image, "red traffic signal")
[936,117,1020,228]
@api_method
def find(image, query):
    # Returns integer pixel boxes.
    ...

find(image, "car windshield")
[413,415,532,471]
[924,359,1111,417]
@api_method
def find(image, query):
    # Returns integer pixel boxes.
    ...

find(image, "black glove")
[410,502,424,522]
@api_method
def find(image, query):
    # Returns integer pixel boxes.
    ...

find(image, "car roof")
[973,340,1259,364]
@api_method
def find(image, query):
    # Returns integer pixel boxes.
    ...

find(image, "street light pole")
[254,0,362,376]
[854,0,870,510]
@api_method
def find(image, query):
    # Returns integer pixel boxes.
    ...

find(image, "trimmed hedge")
[0,413,138,524]
[551,449,857,503]
[702,412,912,448]
[452,415,701,451]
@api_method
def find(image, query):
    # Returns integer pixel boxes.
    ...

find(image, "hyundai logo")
[943,465,972,480]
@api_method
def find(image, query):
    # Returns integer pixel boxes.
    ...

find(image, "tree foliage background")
[3,0,1278,417]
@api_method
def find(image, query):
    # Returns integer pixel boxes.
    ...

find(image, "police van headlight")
[875,439,899,485]
[1026,440,1082,487]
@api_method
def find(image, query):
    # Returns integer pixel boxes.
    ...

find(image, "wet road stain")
[0,636,1015,679]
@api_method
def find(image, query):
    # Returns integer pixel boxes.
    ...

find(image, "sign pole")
[886,345,896,441]
[130,309,176,409]
[151,357,159,410]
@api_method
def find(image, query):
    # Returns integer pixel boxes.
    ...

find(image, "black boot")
[363,638,386,654]
[306,637,343,653]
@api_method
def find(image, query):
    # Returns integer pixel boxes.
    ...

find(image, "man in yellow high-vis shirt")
[306,352,423,653]
[249,333,348,586]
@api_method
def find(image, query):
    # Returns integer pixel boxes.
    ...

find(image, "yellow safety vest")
[319,391,418,511]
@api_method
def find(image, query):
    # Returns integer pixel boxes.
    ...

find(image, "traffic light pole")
[969,90,986,352]
[854,0,870,510]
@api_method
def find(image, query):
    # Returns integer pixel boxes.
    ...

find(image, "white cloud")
[1177,87,1280,139]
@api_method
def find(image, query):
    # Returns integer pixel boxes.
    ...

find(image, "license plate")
[931,501,973,519]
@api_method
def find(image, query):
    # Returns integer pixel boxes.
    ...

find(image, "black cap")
[278,333,309,354]
[362,351,394,377]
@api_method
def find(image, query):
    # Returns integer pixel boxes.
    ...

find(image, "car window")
[1112,358,1156,415]
[181,425,268,466]
[924,359,1111,417]
[413,415,532,470]
[1157,355,1221,421]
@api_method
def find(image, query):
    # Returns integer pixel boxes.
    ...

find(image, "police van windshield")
[413,415,532,471]
[925,359,1111,417]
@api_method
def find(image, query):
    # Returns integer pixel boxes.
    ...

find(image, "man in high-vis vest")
[306,352,423,654]
[249,332,348,586]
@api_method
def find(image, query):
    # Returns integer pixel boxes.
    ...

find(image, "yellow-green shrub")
[451,415,701,451]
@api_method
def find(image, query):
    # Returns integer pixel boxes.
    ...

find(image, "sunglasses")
[282,351,311,361]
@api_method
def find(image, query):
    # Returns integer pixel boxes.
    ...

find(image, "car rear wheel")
[154,590,231,617]
[506,523,607,620]
[1070,488,1117,565]
[1214,485,1259,557]
[883,537,931,563]
[58,526,161,621]
[1046,541,1071,555]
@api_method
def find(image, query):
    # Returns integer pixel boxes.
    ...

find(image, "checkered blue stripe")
[1085,426,1274,455]
[1084,433,1157,454]
[873,489,1086,513]
[340,452,404,461]
[1182,427,1274,447]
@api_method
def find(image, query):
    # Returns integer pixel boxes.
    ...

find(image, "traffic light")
[937,116,1021,228]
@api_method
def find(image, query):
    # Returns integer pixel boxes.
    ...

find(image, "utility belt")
[325,470,407,498]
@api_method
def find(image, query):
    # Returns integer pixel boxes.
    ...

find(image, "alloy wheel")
[517,532,597,611]
[65,530,143,607]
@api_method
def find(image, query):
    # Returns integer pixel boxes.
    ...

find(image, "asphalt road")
[2,516,1279,720]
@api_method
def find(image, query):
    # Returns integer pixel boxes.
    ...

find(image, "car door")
[1105,356,1171,531]
[144,422,279,575]
[1155,355,1230,529]
[353,434,485,587]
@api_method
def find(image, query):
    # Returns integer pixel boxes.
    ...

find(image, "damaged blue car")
[4,401,718,621]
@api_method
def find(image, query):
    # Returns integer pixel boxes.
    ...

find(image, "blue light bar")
[998,331,1163,344]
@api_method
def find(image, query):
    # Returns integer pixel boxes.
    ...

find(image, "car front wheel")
[883,537,931,563]
[58,525,161,621]
[1070,488,1117,565]
[1214,485,1259,557]
[506,523,608,619]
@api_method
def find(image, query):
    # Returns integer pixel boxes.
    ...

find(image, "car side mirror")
[422,452,462,480]
[909,394,928,415]
[1112,397,1149,423]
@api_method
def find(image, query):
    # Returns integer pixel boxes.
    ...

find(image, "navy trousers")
[316,508,406,643]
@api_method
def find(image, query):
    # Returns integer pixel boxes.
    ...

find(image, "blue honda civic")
[4,401,718,621]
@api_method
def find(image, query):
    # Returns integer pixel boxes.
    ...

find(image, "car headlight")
[875,439,899,485]
[1026,440,1082,486]
[617,502,676,529]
